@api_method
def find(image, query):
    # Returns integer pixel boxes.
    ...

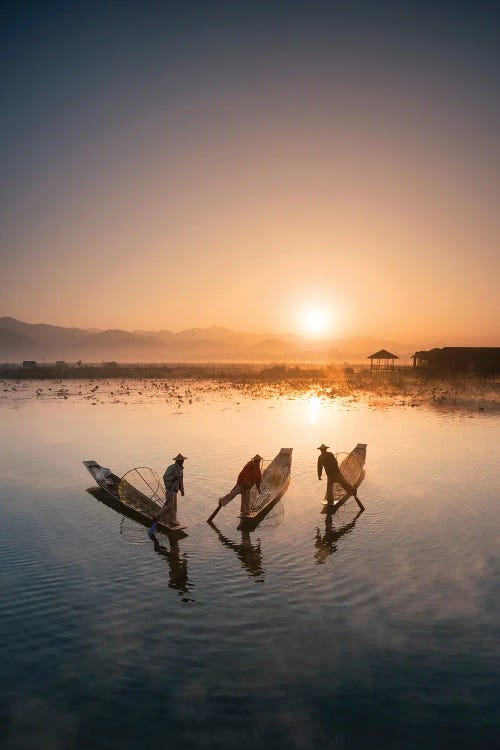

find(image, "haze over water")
[1,384,498,749]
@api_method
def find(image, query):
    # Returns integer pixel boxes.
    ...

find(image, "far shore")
[1,360,498,380]
[3,361,381,379]
[1,366,498,414]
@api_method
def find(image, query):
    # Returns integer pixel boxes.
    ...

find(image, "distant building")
[412,348,500,376]
[55,360,67,367]
[22,360,37,368]
[367,349,399,370]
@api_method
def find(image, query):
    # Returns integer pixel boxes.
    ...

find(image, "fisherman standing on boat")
[317,444,358,505]
[149,453,187,533]
[218,455,263,517]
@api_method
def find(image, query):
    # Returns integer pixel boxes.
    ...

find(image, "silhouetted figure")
[218,454,263,517]
[317,443,363,508]
[150,452,187,532]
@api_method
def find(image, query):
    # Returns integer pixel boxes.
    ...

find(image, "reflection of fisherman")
[149,535,193,600]
[149,453,187,533]
[218,455,263,517]
[208,521,264,578]
[314,508,363,565]
[317,443,358,504]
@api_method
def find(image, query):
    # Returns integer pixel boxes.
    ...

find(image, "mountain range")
[0,317,496,364]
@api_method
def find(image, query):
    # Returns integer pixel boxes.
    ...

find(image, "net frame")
[118,466,165,517]
[248,457,289,513]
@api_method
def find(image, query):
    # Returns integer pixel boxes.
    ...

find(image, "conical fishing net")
[118,467,164,518]
[249,457,290,513]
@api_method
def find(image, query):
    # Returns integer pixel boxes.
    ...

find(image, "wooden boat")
[83,460,188,536]
[321,443,367,514]
[239,448,292,528]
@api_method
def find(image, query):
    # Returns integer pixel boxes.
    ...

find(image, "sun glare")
[303,308,330,337]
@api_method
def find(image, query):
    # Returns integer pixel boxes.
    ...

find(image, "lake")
[0,381,498,749]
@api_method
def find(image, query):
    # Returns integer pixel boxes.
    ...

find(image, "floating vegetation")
[0,370,497,413]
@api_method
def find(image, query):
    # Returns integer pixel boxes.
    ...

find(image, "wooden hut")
[367,349,399,370]
[412,348,500,376]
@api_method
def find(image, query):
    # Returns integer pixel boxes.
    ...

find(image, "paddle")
[207,502,222,523]
[353,493,365,511]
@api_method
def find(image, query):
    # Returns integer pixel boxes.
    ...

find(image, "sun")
[303,307,330,337]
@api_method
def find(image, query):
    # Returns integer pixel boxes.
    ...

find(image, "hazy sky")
[1,0,499,340]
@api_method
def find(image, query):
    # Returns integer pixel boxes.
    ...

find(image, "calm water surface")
[0,384,498,749]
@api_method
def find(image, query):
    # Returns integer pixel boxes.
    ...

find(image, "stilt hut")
[368,349,399,371]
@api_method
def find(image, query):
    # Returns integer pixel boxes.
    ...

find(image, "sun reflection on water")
[308,394,321,424]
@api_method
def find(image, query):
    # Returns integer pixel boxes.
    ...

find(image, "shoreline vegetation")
[1,365,498,413]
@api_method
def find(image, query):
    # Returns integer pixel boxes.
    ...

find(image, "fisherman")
[317,443,359,506]
[218,455,263,517]
[148,453,187,533]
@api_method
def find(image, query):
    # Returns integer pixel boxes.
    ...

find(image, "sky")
[1,0,499,341]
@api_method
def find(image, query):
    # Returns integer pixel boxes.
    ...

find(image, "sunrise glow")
[303,308,331,338]
[0,2,497,344]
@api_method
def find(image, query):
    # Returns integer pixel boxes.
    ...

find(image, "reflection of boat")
[208,520,264,579]
[148,534,194,601]
[83,460,188,538]
[240,448,292,528]
[321,443,367,514]
[314,507,364,564]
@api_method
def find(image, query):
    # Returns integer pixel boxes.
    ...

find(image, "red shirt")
[237,460,261,490]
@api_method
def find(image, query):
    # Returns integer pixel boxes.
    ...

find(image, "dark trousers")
[326,472,355,502]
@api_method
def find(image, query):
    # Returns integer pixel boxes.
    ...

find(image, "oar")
[354,496,365,511]
[207,502,222,523]
[353,493,365,511]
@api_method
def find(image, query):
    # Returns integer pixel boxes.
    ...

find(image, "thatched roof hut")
[367,349,399,370]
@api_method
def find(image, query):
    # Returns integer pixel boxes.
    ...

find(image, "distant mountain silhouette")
[79,330,167,359]
[0,317,497,363]
[0,317,90,359]
[0,328,35,351]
